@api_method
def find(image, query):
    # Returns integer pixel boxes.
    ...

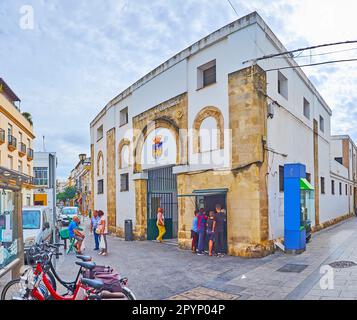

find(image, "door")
[147,167,177,240]
[197,194,228,254]
[147,193,174,240]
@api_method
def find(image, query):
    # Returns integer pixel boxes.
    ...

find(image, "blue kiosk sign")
[284,163,314,253]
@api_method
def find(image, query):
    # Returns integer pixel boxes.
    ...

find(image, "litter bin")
[125,219,133,241]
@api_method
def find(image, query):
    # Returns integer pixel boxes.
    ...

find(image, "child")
[206,211,216,256]
[191,210,199,253]
[197,208,207,255]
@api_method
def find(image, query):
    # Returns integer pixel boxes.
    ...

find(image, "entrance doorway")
[147,167,178,240]
[196,193,228,254]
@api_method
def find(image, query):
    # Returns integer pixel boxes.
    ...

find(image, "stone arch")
[118,138,131,169]
[192,106,224,154]
[133,116,185,173]
[97,151,104,176]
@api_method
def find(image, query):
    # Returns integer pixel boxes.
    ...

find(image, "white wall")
[90,19,353,238]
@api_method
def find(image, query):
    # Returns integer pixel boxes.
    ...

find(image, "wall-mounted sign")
[152,136,163,159]
[141,128,177,170]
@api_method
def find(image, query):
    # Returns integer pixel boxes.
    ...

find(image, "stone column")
[133,179,147,240]
[12,190,23,279]
[228,64,271,257]
[106,128,117,233]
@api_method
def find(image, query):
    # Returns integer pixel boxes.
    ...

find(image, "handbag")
[96,225,103,234]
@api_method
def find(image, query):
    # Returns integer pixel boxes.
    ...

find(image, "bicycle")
[12,248,100,300]
[2,242,136,300]
[1,242,92,300]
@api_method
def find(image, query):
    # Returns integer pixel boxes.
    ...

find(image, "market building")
[90,12,357,257]
[0,78,35,278]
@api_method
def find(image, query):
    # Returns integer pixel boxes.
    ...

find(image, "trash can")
[125,219,133,241]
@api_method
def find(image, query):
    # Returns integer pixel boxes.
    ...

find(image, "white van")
[23,206,55,250]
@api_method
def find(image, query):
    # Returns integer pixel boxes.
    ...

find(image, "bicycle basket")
[59,228,69,240]
[94,272,122,293]
[83,265,114,279]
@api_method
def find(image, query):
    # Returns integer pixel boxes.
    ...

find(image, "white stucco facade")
[90,12,356,244]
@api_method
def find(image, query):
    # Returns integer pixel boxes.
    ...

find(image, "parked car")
[23,206,55,251]
[58,206,80,226]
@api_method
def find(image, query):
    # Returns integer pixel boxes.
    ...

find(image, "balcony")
[0,129,5,145]
[27,148,34,161]
[7,135,17,152]
[18,142,26,157]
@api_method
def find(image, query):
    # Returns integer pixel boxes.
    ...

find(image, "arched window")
[199,117,218,152]
[97,151,104,176]
[192,106,224,153]
[118,139,131,169]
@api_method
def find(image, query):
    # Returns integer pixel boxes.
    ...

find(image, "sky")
[0,0,356,179]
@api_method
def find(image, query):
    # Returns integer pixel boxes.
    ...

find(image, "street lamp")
[79,154,86,163]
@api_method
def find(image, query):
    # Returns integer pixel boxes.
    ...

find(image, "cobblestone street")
[47,216,357,300]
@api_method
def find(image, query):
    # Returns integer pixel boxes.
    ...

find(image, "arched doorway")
[140,126,179,240]
[147,166,178,240]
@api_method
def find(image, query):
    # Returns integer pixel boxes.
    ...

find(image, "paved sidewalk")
[54,216,357,300]
[4,216,357,300]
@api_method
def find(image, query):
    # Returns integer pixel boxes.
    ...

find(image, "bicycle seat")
[76,255,92,262]
[75,261,96,270]
[81,278,104,290]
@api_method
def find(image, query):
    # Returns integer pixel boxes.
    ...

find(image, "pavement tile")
[302,295,320,300]
[16,216,357,301]
[339,290,357,298]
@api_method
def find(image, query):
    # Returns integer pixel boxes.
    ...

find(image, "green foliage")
[22,112,33,125]
[57,186,77,201]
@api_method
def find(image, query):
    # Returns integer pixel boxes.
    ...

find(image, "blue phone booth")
[284,163,314,253]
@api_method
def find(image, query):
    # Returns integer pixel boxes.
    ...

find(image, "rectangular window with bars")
[120,107,128,127]
[279,166,284,192]
[203,65,216,87]
[197,60,216,89]
[320,177,325,194]
[120,173,129,192]
[97,179,104,194]
[331,180,335,195]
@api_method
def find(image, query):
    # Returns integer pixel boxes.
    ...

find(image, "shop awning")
[178,188,229,197]
[300,178,314,190]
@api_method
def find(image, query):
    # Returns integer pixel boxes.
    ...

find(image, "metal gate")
[147,167,178,240]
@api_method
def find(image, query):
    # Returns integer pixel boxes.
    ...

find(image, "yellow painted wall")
[0,89,35,206]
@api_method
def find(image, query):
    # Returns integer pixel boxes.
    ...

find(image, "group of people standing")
[67,210,108,256]
[90,210,108,256]
[191,204,227,257]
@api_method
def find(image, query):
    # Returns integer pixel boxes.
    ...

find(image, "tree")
[22,112,33,125]
[57,186,77,202]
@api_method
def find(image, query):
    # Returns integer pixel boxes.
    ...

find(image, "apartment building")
[0,78,35,278]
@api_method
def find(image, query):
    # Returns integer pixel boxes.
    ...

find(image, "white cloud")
[1,0,356,178]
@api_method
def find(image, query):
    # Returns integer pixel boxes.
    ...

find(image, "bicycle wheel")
[1,279,22,300]
[46,270,57,292]
[121,287,136,300]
